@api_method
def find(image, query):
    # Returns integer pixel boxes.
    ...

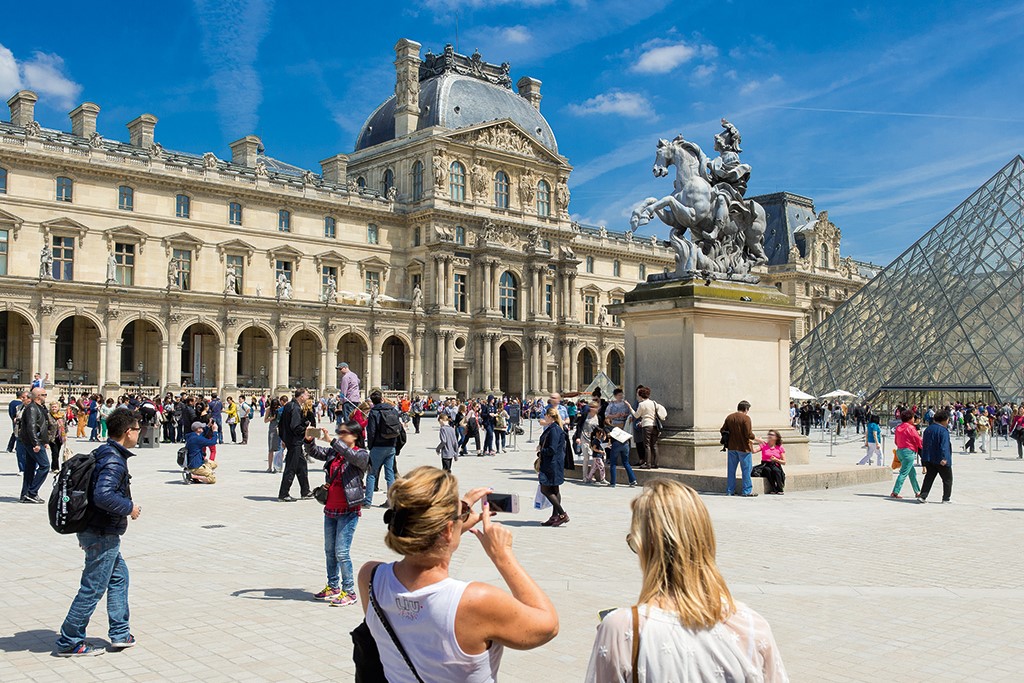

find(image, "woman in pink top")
[1012,406,1024,459]
[756,430,787,494]
[891,409,922,499]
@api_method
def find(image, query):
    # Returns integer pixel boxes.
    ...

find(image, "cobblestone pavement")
[2,419,1023,682]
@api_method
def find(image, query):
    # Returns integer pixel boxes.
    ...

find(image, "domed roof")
[355,54,558,153]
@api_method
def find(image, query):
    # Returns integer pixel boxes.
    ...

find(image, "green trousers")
[892,448,920,495]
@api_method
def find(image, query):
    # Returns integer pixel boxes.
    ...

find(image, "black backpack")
[378,408,403,440]
[48,449,98,534]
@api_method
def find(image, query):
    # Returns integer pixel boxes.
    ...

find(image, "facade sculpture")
[106,253,117,284]
[276,273,292,300]
[225,266,237,295]
[630,119,768,281]
[323,274,337,303]
[411,283,423,310]
[167,258,179,288]
[39,245,53,280]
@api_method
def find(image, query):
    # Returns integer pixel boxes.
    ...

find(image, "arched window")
[609,350,623,386]
[580,349,596,385]
[499,271,519,321]
[820,247,829,269]
[0,166,7,194]
[356,176,366,189]
[449,161,466,201]
[536,179,551,216]
[118,185,134,211]
[381,168,394,195]
[411,161,423,201]
[494,171,510,208]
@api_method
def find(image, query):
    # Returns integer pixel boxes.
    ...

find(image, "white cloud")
[192,0,274,139]
[0,43,83,110]
[693,64,716,80]
[501,25,532,44]
[632,43,696,73]
[567,91,652,118]
[740,74,782,95]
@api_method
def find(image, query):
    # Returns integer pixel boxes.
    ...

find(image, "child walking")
[586,427,609,484]
[436,413,459,472]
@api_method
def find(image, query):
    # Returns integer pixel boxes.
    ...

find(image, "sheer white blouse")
[585,602,788,683]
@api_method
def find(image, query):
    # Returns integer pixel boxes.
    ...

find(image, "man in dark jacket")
[177,397,197,444]
[721,400,757,497]
[208,393,224,445]
[7,388,26,453]
[918,409,953,504]
[362,390,400,507]
[19,387,50,503]
[277,387,312,502]
[54,409,142,657]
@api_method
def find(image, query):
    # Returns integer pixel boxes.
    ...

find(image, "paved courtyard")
[2,417,1024,682]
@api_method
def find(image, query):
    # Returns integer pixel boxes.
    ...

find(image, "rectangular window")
[365,270,380,294]
[585,256,594,273]
[118,186,134,211]
[455,225,466,246]
[367,223,379,244]
[52,236,74,280]
[584,295,596,325]
[278,210,291,232]
[226,255,244,294]
[229,202,242,226]
[412,273,422,294]
[544,283,553,317]
[639,263,647,280]
[276,259,293,284]
[541,239,551,252]
[454,273,467,313]
[611,297,623,326]
[413,227,421,247]
[0,167,7,194]
[613,260,621,277]
[175,194,190,218]
[321,265,338,298]
[56,176,73,202]
[172,249,192,290]
[324,216,336,239]
[0,229,8,275]
[114,243,135,286]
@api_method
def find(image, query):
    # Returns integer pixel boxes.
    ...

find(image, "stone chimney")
[229,135,262,167]
[320,153,349,184]
[126,114,157,148]
[517,77,542,110]
[69,102,100,138]
[393,38,422,138]
[7,90,38,128]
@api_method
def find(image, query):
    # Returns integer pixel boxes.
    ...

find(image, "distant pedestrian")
[436,413,459,472]
[362,390,402,508]
[918,409,953,504]
[858,415,883,466]
[538,406,569,526]
[54,409,142,657]
[19,387,50,503]
[337,363,361,423]
[891,409,922,500]
[721,400,757,497]
[277,388,312,502]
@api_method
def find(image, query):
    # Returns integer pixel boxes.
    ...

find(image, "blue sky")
[2,0,1023,265]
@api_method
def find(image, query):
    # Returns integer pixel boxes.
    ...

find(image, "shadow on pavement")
[993,508,1024,512]
[231,588,313,602]
[243,495,285,502]
[0,629,59,654]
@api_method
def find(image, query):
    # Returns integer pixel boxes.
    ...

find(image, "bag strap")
[369,565,425,683]
[631,605,641,683]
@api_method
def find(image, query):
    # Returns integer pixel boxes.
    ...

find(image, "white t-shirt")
[585,603,788,683]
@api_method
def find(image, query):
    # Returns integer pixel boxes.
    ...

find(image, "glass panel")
[114,243,135,286]
[229,202,242,225]
[175,194,190,218]
[499,272,518,320]
[367,224,379,244]
[118,186,133,211]
[52,236,74,280]
[324,216,336,239]
[172,249,191,290]
[56,177,73,202]
[412,162,423,201]
[449,162,465,202]
[454,273,468,313]
[0,167,7,194]
[226,255,244,294]
[494,171,509,209]
[278,210,290,232]
[365,270,380,293]
[0,229,8,275]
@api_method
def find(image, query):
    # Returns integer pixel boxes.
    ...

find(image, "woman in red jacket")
[891,409,922,499]
[1012,406,1024,459]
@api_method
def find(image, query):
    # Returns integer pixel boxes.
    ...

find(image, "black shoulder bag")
[351,565,425,683]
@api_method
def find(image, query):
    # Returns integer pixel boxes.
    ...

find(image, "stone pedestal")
[609,278,809,470]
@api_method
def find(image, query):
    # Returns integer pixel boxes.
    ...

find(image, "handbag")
[351,565,425,683]
[891,449,900,470]
[1012,425,1024,442]
[750,463,766,478]
[313,457,342,505]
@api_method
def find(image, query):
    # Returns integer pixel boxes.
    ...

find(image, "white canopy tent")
[789,386,816,400]
[820,389,856,399]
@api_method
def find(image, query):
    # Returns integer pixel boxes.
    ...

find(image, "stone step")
[566,461,893,493]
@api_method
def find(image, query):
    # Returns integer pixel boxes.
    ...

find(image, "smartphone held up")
[485,493,520,513]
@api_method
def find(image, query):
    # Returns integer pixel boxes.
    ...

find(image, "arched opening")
[381,336,408,391]
[55,316,101,387]
[499,341,524,398]
[0,311,33,384]
[607,349,624,387]
[577,348,596,389]
[237,326,272,389]
[119,320,162,388]
[181,323,219,388]
[289,330,322,389]
[337,333,367,390]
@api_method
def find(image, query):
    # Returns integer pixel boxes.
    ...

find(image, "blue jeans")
[55,531,130,651]
[727,450,753,495]
[483,424,495,452]
[324,513,359,593]
[607,440,637,486]
[20,442,49,498]
[215,417,224,444]
[363,446,396,506]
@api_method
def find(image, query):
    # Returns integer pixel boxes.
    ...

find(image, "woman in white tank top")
[358,466,559,683]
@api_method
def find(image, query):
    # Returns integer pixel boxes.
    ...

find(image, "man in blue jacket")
[362,390,400,508]
[919,408,953,504]
[185,421,219,484]
[208,393,224,444]
[55,409,143,657]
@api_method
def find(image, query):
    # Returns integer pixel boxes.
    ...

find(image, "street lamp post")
[66,358,74,397]
[137,361,144,387]
[201,363,207,392]
[259,365,266,391]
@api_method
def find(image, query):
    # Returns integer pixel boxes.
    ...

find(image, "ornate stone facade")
[0,42,673,397]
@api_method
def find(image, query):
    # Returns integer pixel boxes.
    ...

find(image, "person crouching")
[185,421,218,484]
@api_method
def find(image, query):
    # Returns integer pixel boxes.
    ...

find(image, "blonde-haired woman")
[537,406,569,526]
[357,466,558,683]
[586,480,788,682]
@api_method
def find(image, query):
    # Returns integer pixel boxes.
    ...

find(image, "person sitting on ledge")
[185,421,218,484]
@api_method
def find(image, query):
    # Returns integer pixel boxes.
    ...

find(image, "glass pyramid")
[790,156,1024,403]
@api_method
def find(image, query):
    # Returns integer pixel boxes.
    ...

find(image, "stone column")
[102,313,121,393]
[269,346,280,392]
[530,267,540,318]
[275,324,291,393]
[445,332,455,392]
[369,329,382,391]
[568,274,578,322]
[30,333,41,379]
[319,350,329,395]
[434,256,444,308]
[221,341,236,392]
[490,261,499,310]
[443,257,453,308]
[480,334,492,396]
[480,260,490,314]
[412,328,424,393]
[568,339,578,391]
[159,342,169,390]
[325,343,338,394]
[490,334,500,394]
[559,339,570,391]
[434,331,445,391]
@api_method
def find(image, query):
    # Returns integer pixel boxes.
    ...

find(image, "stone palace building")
[0,39,675,398]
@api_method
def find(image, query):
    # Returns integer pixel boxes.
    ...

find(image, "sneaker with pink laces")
[329,592,358,607]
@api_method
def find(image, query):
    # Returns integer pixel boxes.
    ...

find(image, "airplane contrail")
[771,105,1024,124]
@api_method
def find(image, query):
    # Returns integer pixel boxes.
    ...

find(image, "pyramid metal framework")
[790,156,1024,402]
